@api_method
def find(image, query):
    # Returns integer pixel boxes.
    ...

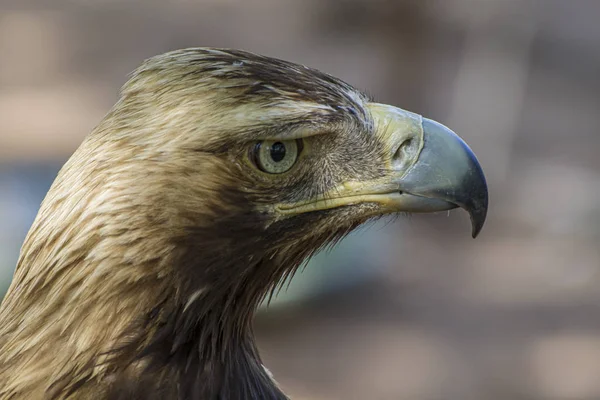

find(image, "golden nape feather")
[0,48,487,399]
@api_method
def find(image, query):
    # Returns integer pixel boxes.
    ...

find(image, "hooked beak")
[397,116,488,237]
[277,103,489,238]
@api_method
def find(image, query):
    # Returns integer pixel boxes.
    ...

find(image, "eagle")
[0,48,487,399]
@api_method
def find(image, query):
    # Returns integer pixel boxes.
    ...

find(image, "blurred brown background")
[1,1,599,399]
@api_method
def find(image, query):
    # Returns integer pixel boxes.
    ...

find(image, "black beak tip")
[467,182,488,239]
[470,206,487,238]
[452,132,489,239]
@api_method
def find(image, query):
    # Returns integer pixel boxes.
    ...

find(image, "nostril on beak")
[392,138,414,171]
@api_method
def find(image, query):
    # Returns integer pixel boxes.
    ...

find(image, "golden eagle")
[0,48,487,399]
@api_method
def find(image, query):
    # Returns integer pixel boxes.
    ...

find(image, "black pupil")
[270,142,286,162]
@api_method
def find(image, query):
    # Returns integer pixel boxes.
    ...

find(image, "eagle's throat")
[107,254,291,399]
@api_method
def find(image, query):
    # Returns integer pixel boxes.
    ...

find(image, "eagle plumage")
[0,48,487,399]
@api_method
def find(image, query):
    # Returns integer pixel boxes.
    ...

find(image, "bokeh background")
[1,1,599,399]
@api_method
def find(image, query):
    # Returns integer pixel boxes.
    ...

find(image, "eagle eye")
[251,139,303,174]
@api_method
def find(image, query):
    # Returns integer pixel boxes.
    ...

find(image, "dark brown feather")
[0,48,379,399]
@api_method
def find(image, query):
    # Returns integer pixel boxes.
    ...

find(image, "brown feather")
[0,48,379,399]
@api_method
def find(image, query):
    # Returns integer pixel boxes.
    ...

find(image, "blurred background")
[1,0,599,399]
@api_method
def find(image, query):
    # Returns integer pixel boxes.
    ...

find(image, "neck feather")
[109,263,288,399]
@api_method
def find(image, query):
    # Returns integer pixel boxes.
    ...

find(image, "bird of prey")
[0,48,487,399]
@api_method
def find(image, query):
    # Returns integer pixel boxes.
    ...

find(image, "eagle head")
[0,48,487,399]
